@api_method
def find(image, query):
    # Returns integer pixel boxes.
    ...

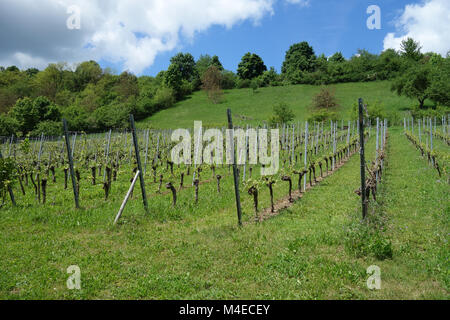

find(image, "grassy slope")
[0,128,447,299]
[137,81,415,129]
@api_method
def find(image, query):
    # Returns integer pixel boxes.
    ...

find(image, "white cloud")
[284,0,310,6]
[0,0,310,74]
[383,0,450,56]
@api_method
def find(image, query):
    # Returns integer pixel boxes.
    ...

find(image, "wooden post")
[103,129,112,183]
[304,121,308,191]
[114,170,140,225]
[63,119,80,209]
[143,129,150,175]
[358,99,367,219]
[129,114,149,212]
[227,109,243,226]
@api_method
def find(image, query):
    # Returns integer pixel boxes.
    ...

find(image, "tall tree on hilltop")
[237,52,267,80]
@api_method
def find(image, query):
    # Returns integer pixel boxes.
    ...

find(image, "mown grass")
[137,81,415,129]
[0,128,447,299]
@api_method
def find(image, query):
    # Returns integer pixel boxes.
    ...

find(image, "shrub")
[350,100,387,124]
[308,109,338,122]
[311,87,340,110]
[153,86,176,110]
[202,66,224,104]
[410,104,449,120]
[250,79,260,93]
[269,103,295,126]
[236,78,251,89]
[31,120,63,137]
[61,105,89,132]
[93,103,129,130]
[0,115,19,136]
[221,70,237,89]
[0,157,16,196]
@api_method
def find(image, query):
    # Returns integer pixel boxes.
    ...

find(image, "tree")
[34,63,67,100]
[400,38,423,61]
[164,63,184,99]
[10,96,61,134]
[170,52,198,82]
[6,66,19,73]
[202,66,223,104]
[221,70,237,89]
[114,71,139,101]
[391,62,432,109]
[259,67,281,87]
[237,52,267,80]
[0,114,19,136]
[74,60,103,91]
[281,42,317,82]
[196,54,224,78]
[211,55,223,70]
[25,68,39,77]
[428,56,450,106]
[329,52,345,63]
[376,49,402,80]
[311,87,340,110]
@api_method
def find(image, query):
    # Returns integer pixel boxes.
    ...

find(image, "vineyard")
[0,111,448,299]
[0,114,374,222]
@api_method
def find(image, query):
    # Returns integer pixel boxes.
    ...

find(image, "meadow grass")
[137,81,416,129]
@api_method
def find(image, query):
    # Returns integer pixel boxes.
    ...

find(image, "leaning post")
[129,114,149,213]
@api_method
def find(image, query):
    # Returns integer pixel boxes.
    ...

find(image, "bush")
[259,67,282,87]
[61,105,89,132]
[10,96,61,134]
[136,96,156,117]
[269,103,295,126]
[410,105,449,120]
[0,157,16,195]
[350,100,387,124]
[250,79,260,93]
[31,120,63,137]
[153,86,176,110]
[221,71,237,89]
[202,66,224,104]
[311,87,340,110]
[236,78,251,89]
[0,115,19,136]
[307,109,338,122]
[179,79,193,97]
[93,103,129,130]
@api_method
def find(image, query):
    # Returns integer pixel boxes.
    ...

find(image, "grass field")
[0,127,448,299]
[137,81,416,129]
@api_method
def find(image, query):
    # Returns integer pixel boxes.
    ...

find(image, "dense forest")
[0,38,449,137]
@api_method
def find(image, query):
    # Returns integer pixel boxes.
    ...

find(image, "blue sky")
[135,0,414,76]
[1,0,448,75]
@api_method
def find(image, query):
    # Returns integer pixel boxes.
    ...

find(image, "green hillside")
[137,81,415,129]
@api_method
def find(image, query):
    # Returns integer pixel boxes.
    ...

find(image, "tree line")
[0,38,448,137]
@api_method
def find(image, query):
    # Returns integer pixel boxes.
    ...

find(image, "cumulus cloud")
[383,0,450,56]
[0,0,309,74]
